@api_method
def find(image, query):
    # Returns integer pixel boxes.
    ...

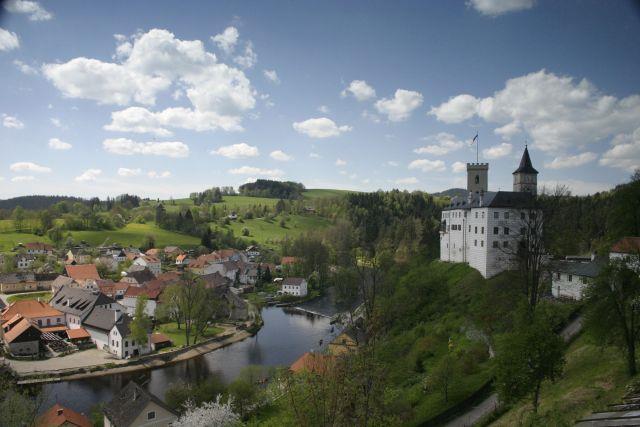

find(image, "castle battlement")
[466,163,489,167]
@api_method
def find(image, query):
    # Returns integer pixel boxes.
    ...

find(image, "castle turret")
[513,146,538,195]
[467,163,488,194]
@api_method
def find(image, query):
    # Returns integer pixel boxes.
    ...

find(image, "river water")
[38,295,342,416]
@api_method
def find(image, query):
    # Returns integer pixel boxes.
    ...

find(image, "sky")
[0,0,639,199]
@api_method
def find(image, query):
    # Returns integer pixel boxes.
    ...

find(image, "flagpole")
[476,132,479,163]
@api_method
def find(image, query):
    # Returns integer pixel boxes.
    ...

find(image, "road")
[444,315,583,427]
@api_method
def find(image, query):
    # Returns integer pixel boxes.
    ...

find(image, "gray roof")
[551,259,605,278]
[200,272,232,289]
[124,268,155,284]
[83,307,119,331]
[283,277,305,286]
[513,146,539,175]
[0,272,35,284]
[50,286,116,320]
[51,275,74,288]
[103,381,177,427]
[444,190,534,211]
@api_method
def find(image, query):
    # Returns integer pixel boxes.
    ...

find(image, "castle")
[439,147,539,278]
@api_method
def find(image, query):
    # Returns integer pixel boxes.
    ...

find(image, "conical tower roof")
[513,146,538,174]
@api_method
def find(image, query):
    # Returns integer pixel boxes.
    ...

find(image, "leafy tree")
[585,259,640,375]
[141,234,156,252]
[495,307,565,412]
[241,227,250,237]
[172,395,241,427]
[425,352,456,402]
[130,295,151,346]
[201,227,213,250]
[12,205,26,231]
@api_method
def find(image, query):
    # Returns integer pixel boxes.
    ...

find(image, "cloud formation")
[48,138,72,150]
[103,138,189,158]
[599,127,640,172]
[375,89,423,121]
[2,114,24,129]
[415,132,464,156]
[10,161,51,173]
[341,80,376,101]
[270,150,293,161]
[293,117,352,138]
[408,159,446,172]
[228,166,284,177]
[468,0,535,16]
[211,143,259,159]
[4,0,52,21]
[482,142,513,159]
[75,169,102,182]
[545,152,597,169]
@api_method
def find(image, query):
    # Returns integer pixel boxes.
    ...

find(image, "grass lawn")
[156,322,224,347]
[68,222,200,248]
[6,291,52,303]
[0,232,53,252]
[217,214,332,248]
[490,334,632,426]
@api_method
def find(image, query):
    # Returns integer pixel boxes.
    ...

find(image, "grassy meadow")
[6,291,53,303]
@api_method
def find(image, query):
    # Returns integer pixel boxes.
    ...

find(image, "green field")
[0,232,53,252]
[6,291,52,303]
[217,213,332,247]
[302,188,355,199]
[156,322,223,347]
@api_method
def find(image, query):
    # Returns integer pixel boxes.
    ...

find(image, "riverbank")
[11,323,255,384]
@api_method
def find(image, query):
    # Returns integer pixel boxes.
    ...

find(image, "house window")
[568,275,573,282]
[38,319,42,326]
[125,351,128,357]
[474,226,478,234]
[581,277,588,284]
[481,227,484,234]
[504,227,510,235]
[147,411,156,420]
[125,341,128,347]
[132,340,135,346]
[482,212,485,219]
[475,212,478,219]
[474,240,477,247]
[556,273,561,280]
[503,241,509,248]
[112,340,114,346]
[492,241,499,248]
[494,211,499,219]
[493,227,499,235]
[504,212,510,219]
[481,240,484,247]
[469,225,471,232]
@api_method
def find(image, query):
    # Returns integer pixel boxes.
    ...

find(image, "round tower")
[513,146,538,195]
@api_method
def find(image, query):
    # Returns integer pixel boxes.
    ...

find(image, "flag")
[472,133,478,143]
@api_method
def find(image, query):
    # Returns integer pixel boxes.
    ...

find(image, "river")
[38,295,343,416]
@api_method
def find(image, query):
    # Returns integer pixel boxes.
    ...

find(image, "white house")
[15,254,35,270]
[133,255,162,276]
[439,147,541,279]
[610,237,640,273]
[83,307,151,358]
[551,256,604,300]
[49,286,123,330]
[281,277,308,297]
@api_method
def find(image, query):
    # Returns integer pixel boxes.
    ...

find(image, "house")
[1,300,65,329]
[83,307,150,358]
[24,242,54,256]
[97,256,119,273]
[328,325,365,355]
[65,264,101,282]
[551,256,604,300]
[610,237,640,272]
[122,282,164,317]
[228,211,238,220]
[290,352,336,375]
[0,272,38,293]
[281,277,308,297]
[113,249,128,263]
[66,327,92,346]
[200,272,232,290]
[150,332,172,351]
[133,255,161,276]
[49,286,121,329]
[51,275,76,294]
[246,245,260,258]
[66,248,92,265]
[0,298,5,311]
[2,317,42,356]
[120,267,155,286]
[99,281,130,300]
[175,253,191,266]
[163,246,183,260]
[103,381,178,427]
[145,248,161,257]
[15,254,36,270]
[440,147,541,278]
[36,404,92,427]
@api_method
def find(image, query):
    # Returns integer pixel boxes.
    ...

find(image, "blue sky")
[0,0,639,199]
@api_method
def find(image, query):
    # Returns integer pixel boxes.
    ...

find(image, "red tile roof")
[67,328,91,340]
[290,352,335,374]
[150,332,172,344]
[3,317,41,344]
[65,264,100,281]
[281,256,298,265]
[24,242,54,251]
[36,404,92,427]
[1,300,63,322]
[611,237,640,254]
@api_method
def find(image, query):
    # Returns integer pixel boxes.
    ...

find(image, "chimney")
[114,309,120,322]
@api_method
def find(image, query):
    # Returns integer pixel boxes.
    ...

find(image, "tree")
[275,199,286,214]
[495,307,565,412]
[585,259,640,375]
[155,203,167,226]
[425,351,456,403]
[130,295,151,346]
[172,395,241,427]
[241,227,249,237]
[141,234,156,252]
[201,227,213,250]
[12,205,25,231]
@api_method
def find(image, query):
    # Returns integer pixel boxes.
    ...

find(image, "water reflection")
[39,306,340,415]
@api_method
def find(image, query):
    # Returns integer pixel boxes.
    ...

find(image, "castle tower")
[513,146,538,195]
[467,163,489,193]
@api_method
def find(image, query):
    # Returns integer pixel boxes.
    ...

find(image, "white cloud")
[600,127,640,172]
[234,41,257,69]
[263,69,280,84]
[361,110,381,123]
[293,117,352,138]
[415,132,464,156]
[430,70,640,154]
[211,142,259,159]
[4,0,53,21]
[270,150,293,161]
[452,161,467,173]
[387,161,399,167]
[228,166,284,178]
[341,80,376,101]
[10,161,51,173]
[317,105,330,114]
[75,169,102,182]
[395,177,419,185]
[43,29,256,130]
[494,121,521,139]
[48,138,72,150]
[212,26,239,54]
[408,159,446,172]
[335,158,347,167]
[11,175,35,182]
[468,0,535,16]
[147,170,171,179]
[2,114,24,129]
[13,59,38,75]
[105,106,244,136]
[428,94,479,124]
[0,28,19,52]
[117,167,142,177]
[545,152,597,169]
[375,89,423,122]
[50,118,64,128]
[482,142,513,159]
[103,138,189,158]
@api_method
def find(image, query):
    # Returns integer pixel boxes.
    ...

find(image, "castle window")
[493,227,499,235]
[482,212,485,219]
[521,212,525,220]
[504,212,510,219]
[474,240,477,247]
[494,211,499,219]
[504,227,510,235]
[481,227,484,234]
[556,273,561,280]
[474,226,478,234]
[469,225,471,232]
[503,241,509,248]
[464,212,467,218]
[492,241,499,248]
[475,175,479,184]
[475,212,478,219]
[481,240,484,247]
[568,275,573,282]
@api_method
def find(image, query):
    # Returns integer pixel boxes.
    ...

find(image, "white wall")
[551,272,589,300]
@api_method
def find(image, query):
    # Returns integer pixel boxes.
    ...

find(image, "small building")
[328,325,365,355]
[551,256,604,300]
[66,327,92,345]
[1,300,65,329]
[103,381,178,427]
[83,307,150,358]
[175,253,191,266]
[65,264,101,282]
[133,255,162,276]
[49,286,121,329]
[150,332,172,351]
[281,277,308,297]
[163,246,183,260]
[50,275,76,294]
[66,248,92,265]
[246,245,260,258]
[610,237,640,272]
[290,352,336,375]
[15,254,36,270]
[24,242,54,256]
[36,403,92,427]
[0,272,38,293]
[122,283,163,318]
[121,267,155,286]
[2,317,42,356]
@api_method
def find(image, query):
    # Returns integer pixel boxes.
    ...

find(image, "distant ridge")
[0,195,86,210]
[431,188,468,199]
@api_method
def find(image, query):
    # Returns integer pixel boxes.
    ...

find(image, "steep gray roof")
[200,272,232,289]
[443,190,534,211]
[83,307,119,332]
[50,286,116,320]
[283,277,305,286]
[513,146,539,175]
[103,381,177,427]
[124,267,155,284]
[551,259,605,278]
